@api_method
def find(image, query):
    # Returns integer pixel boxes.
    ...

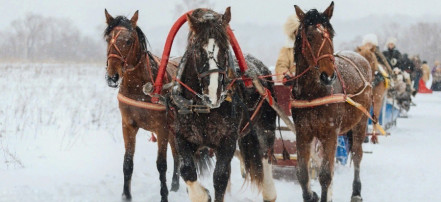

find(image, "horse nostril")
[320,72,336,85]
[106,73,120,88]
[111,73,119,82]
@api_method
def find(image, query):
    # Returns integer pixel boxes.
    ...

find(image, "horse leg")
[350,118,368,202]
[260,130,276,202]
[318,133,338,202]
[156,128,170,202]
[177,137,210,202]
[296,130,318,202]
[262,157,276,202]
[234,149,246,178]
[213,139,235,202]
[168,132,180,192]
[122,122,139,200]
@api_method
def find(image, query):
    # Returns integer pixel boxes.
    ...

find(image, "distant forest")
[0,11,440,66]
[0,14,104,63]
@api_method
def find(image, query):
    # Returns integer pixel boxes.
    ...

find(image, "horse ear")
[294,5,305,22]
[131,10,139,27]
[187,13,200,32]
[105,9,114,24]
[370,45,377,52]
[323,1,334,20]
[356,46,361,52]
[223,7,231,24]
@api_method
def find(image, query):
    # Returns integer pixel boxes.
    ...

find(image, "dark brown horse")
[286,2,372,202]
[171,8,277,202]
[104,10,180,202]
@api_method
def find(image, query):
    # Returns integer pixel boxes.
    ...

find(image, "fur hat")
[386,37,397,46]
[284,14,300,41]
[362,33,378,46]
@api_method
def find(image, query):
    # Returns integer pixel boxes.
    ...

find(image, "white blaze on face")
[317,24,324,33]
[204,38,220,105]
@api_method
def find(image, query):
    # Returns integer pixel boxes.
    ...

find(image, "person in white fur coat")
[275,14,299,82]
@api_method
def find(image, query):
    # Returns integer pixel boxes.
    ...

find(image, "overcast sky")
[1,0,440,37]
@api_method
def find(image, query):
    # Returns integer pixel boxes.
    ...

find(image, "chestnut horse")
[357,45,390,136]
[286,3,372,202]
[171,8,277,202]
[104,10,180,201]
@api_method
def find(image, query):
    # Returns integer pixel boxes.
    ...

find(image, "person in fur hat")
[361,33,394,77]
[275,14,299,82]
[383,37,402,70]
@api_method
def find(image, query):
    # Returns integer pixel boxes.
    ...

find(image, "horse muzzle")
[106,73,120,88]
[320,72,336,85]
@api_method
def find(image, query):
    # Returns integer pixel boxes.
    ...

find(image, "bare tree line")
[0,13,104,63]
[1,11,439,67]
[339,22,441,65]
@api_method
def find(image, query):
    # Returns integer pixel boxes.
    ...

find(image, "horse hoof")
[304,192,319,202]
[351,196,363,202]
[204,188,212,202]
[121,193,132,201]
[170,182,179,192]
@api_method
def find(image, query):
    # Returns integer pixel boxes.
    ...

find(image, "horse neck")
[294,56,330,99]
[119,52,155,97]
[181,52,203,99]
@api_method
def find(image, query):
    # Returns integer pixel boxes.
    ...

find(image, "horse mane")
[104,16,149,53]
[294,9,335,67]
[186,9,229,52]
[357,46,379,72]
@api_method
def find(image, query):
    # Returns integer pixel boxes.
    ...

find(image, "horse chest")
[177,113,238,145]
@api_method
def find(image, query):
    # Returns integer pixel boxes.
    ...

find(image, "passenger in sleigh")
[431,62,441,91]
[390,68,412,117]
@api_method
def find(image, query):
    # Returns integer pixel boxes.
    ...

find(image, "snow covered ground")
[1,63,440,202]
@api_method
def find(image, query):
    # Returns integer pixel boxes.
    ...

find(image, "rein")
[107,27,141,73]
[284,23,385,134]
[107,27,167,111]
[301,24,335,68]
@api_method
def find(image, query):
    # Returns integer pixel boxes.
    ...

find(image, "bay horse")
[104,10,180,201]
[171,8,277,202]
[285,2,372,201]
[356,45,390,137]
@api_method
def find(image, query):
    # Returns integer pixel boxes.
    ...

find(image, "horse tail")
[238,130,264,189]
[194,147,213,177]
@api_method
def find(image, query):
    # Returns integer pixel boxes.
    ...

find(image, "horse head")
[294,2,336,85]
[104,10,147,88]
[356,45,379,77]
[180,7,232,108]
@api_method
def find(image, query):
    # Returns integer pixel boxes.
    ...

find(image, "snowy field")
[1,63,440,202]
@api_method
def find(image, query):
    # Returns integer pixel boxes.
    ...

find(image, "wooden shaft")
[251,78,296,133]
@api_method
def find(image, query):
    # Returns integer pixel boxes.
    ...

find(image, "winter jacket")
[275,47,295,81]
[400,56,415,73]
[421,64,431,82]
[383,48,402,69]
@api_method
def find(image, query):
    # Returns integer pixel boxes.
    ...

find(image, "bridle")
[301,24,335,69]
[106,27,142,73]
[196,44,227,79]
[172,44,236,113]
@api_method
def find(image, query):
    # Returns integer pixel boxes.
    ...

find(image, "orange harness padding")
[117,93,166,111]
[291,94,347,108]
